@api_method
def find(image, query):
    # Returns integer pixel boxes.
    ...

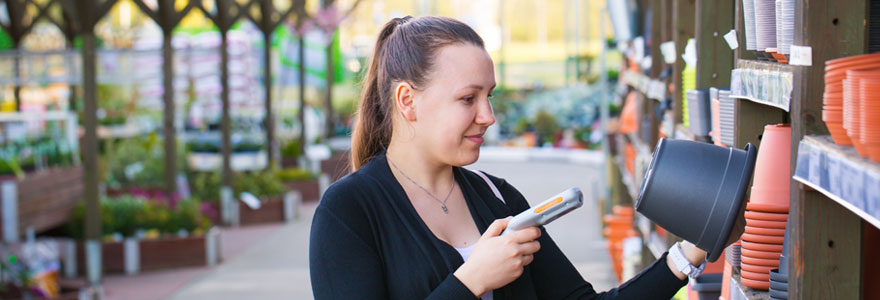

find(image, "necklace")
[388,158,456,214]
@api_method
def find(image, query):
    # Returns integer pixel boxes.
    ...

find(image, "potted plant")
[276,167,320,202]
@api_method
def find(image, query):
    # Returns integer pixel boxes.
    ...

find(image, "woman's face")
[403,44,496,167]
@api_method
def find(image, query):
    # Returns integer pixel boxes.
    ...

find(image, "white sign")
[660,41,676,64]
[789,45,813,66]
[723,30,739,50]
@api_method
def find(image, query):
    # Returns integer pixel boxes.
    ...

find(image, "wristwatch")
[668,242,706,279]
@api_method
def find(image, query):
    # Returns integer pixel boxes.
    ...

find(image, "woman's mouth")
[465,134,484,144]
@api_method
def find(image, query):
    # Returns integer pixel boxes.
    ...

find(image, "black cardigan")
[309,152,687,299]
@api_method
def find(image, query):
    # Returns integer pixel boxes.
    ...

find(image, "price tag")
[682,39,698,66]
[865,171,880,219]
[789,45,813,66]
[808,145,822,185]
[723,30,739,50]
[660,41,677,64]
[827,154,842,196]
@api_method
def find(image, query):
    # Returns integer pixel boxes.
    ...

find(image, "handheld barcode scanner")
[502,187,583,235]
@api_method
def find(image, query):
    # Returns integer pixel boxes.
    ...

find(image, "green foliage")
[68,195,210,240]
[235,170,285,198]
[280,139,302,159]
[105,134,187,189]
[189,169,286,203]
[534,110,560,140]
[276,167,317,182]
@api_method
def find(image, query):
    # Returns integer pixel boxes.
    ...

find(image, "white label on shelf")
[789,45,813,66]
[660,41,677,64]
[866,171,880,219]
[682,39,698,66]
[808,145,822,185]
[827,154,842,196]
[723,30,739,50]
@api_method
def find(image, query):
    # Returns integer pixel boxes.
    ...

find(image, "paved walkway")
[102,154,617,299]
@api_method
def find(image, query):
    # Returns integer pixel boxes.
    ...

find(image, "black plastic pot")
[770,279,788,292]
[769,288,788,299]
[770,268,788,283]
[780,218,791,274]
[636,138,757,262]
[691,273,723,300]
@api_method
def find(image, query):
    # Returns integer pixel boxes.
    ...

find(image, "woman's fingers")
[481,217,511,240]
[509,227,542,243]
[521,254,534,266]
[518,240,541,255]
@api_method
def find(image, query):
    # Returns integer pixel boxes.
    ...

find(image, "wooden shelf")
[793,135,880,229]
[614,154,639,201]
[621,70,667,101]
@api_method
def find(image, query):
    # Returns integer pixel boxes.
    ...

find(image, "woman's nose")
[475,98,496,126]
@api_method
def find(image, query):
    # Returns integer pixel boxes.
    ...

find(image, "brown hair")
[350,16,485,170]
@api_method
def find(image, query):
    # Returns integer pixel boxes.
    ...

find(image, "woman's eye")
[462,96,475,103]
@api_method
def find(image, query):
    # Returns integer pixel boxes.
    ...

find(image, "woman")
[310,16,738,299]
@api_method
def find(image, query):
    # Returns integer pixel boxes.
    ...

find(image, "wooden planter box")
[285,179,320,202]
[74,229,220,275]
[208,195,296,226]
[0,166,84,241]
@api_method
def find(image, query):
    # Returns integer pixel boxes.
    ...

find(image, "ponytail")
[350,16,484,171]
[351,18,405,171]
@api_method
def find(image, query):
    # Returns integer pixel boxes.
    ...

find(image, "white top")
[454,244,494,300]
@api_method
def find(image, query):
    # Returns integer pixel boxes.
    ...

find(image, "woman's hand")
[453,217,542,296]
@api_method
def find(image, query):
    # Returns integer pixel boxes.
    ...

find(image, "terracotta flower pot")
[742,233,785,244]
[722,262,733,300]
[745,218,787,229]
[825,121,853,145]
[751,124,792,192]
[741,262,777,274]
[636,138,757,262]
[741,240,784,252]
[746,200,789,214]
[741,255,780,267]
[745,210,789,222]
[741,269,771,281]
[741,248,782,260]
[745,225,786,236]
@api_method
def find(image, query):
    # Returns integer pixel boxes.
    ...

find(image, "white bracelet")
[668,242,706,279]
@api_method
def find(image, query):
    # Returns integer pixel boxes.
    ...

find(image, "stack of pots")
[741,124,791,290]
[603,205,637,282]
[823,53,880,162]
[624,142,636,176]
[768,221,791,300]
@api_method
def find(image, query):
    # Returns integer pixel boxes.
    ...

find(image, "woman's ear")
[394,82,418,122]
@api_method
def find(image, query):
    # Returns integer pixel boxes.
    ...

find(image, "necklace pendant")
[441,204,448,214]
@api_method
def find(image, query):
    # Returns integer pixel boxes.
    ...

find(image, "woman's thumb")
[481,217,511,240]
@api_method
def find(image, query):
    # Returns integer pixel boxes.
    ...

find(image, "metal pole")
[599,5,611,216]
[79,9,102,286]
[324,31,334,140]
[221,31,233,189]
[298,35,307,157]
[261,0,277,168]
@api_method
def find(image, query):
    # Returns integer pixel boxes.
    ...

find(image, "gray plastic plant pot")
[636,138,757,262]
[770,279,788,292]
[770,268,788,283]
[691,273,722,300]
[769,288,788,299]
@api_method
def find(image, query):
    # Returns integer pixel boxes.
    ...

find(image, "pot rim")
[704,143,758,262]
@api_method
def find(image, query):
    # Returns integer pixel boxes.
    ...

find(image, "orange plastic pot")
[748,187,790,213]
[741,248,783,260]
[620,92,638,134]
[740,277,771,290]
[745,218,788,229]
[742,233,785,244]
[721,262,732,300]
[825,121,853,145]
[741,241,784,252]
[751,124,792,193]
[741,255,780,267]
[741,262,776,274]
[745,225,786,236]
[744,211,789,222]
